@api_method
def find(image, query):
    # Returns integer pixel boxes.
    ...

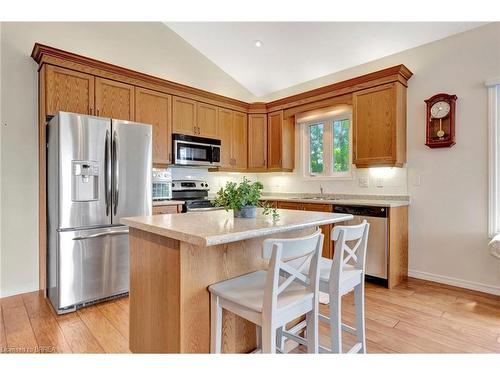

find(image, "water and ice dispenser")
[72,161,99,201]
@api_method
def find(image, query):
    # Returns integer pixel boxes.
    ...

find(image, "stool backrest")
[330,220,370,285]
[262,229,324,321]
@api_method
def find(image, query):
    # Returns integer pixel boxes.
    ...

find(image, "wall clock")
[425,93,457,148]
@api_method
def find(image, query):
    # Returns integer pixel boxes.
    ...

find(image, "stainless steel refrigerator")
[47,112,152,314]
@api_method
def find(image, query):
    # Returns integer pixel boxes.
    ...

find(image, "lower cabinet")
[275,201,333,259]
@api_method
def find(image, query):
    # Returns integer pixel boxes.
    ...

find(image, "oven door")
[174,140,213,166]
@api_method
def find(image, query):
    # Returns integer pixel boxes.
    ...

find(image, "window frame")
[300,110,353,180]
[487,79,500,237]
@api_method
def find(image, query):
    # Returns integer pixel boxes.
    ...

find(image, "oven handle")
[187,207,225,212]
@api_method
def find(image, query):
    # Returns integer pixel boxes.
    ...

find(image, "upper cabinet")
[172,96,219,138]
[267,111,294,172]
[135,88,172,165]
[45,65,95,116]
[197,102,219,138]
[95,77,135,121]
[218,108,247,170]
[172,96,197,135]
[232,112,248,170]
[352,82,407,168]
[247,114,267,171]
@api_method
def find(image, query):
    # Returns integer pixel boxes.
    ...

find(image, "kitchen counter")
[121,209,352,353]
[260,195,409,207]
[122,208,351,247]
[152,200,185,207]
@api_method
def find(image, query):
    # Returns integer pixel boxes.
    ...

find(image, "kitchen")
[0,5,500,370]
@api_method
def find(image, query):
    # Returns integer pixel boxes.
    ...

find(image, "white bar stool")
[208,229,324,354]
[282,220,370,354]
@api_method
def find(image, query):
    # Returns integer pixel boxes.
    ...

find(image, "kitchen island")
[121,208,352,353]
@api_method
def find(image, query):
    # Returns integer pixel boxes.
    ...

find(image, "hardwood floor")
[0,278,499,354]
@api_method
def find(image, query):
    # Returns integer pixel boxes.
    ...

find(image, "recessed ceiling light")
[254,40,263,48]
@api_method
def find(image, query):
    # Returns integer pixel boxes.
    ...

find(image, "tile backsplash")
[168,166,408,196]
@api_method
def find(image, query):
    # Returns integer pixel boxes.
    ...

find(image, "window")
[301,110,352,178]
[487,79,500,237]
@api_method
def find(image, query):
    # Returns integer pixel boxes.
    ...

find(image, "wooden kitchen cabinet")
[267,111,294,171]
[45,65,95,116]
[217,108,247,170]
[172,96,197,135]
[197,102,219,138]
[95,77,135,121]
[135,88,172,165]
[353,82,407,168]
[232,112,248,170]
[248,114,267,171]
[276,201,333,259]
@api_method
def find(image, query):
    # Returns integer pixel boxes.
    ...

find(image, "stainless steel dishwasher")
[333,205,388,285]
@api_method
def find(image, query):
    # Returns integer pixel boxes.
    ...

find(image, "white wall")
[0,22,255,297]
[259,23,500,293]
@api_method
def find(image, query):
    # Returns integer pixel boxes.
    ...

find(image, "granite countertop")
[121,208,353,247]
[260,195,409,208]
[152,200,185,207]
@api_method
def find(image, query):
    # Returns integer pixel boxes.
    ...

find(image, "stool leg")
[276,326,285,353]
[261,320,276,354]
[210,293,222,353]
[306,310,318,353]
[354,283,366,353]
[329,292,342,353]
[256,325,262,350]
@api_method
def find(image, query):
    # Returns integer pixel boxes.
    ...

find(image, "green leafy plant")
[213,178,280,221]
[260,201,280,222]
[213,178,264,211]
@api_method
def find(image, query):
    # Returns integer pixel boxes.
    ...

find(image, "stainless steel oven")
[173,134,221,167]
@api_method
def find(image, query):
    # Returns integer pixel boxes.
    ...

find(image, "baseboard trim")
[408,269,500,296]
[0,284,38,298]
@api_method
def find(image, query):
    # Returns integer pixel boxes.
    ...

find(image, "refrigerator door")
[54,112,112,230]
[56,226,130,311]
[111,120,152,223]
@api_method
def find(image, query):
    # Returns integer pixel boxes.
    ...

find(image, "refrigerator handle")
[105,130,111,216]
[112,130,119,216]
[72,229,129,241]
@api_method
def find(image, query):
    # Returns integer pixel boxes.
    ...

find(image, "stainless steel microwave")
[173,134,221,167]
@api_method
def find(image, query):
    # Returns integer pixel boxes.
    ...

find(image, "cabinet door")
[95,77,135,120]
[45,65,95,116]
[277,201,302,210]
[267,111,283,170]
[232,112,248,170]
[197,102,219,138]
[302,203,333,259]
[218,108,233,168]
[353,83,397,167]
[248,114,267,171]
[172,96,196,135]
[135,88,172,164]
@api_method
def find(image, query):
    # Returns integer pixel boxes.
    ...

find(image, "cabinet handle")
[89,107,93,115]
[97,108,100,117]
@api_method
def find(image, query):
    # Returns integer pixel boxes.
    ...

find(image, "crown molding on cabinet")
[31,43,412,116]
[31,43,250,113]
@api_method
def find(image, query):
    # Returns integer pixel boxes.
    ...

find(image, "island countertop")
[121,208,353,247]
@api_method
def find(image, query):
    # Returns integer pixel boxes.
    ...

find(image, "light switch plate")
[358,177,369,187]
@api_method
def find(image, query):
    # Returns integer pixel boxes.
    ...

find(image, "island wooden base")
[128,226,314,353]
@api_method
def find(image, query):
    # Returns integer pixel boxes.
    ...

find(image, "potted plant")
[213,178,264,218]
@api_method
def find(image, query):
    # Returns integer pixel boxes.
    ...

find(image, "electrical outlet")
[358,177,369,188]
[376,178,384,188]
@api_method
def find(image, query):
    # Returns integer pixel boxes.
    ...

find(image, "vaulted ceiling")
[165,22,485,98]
